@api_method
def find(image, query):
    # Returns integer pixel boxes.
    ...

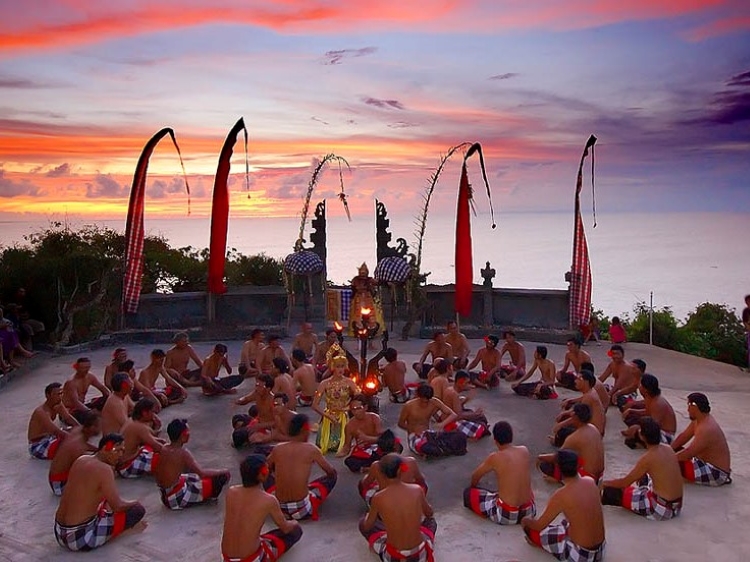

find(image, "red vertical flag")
[122,128,189,314]
[207,118,249,294]
[454,143,496,318]
[569,134,597,329]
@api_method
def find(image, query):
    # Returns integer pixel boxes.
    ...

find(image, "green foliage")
[626,302,682,349]
[225,250,283,286]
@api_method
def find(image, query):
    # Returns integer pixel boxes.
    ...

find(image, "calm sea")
[2,211,748,321]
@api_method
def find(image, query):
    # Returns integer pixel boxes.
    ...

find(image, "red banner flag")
[569,134,598,329]
[208,118,249,294]
[122,128,189,314]
[455,143,495,318]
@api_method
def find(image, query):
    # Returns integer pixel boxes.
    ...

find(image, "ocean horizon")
[2,210,748,322]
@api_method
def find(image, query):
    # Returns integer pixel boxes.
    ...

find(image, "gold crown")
[326,342,348,368]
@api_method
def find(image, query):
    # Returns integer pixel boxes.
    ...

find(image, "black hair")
[610,344,624,355]
[687,392,711,414]
[80,409,100,428]
[492,421,513,445]
[257,374,274,389]
[434,358,449,374]
[432,330,446,340]
[132,398,156,420]
[536,345,548,359]
[167,418,189,442]
[98,433,124,451]
[567,337,581,347]
[214,343,228,354]
[351,394,368,406]
[291,349,306,362]
[384,347,397,362]
[44,382,62,397]
[272,357,290,374]
[151,348,166,358]
[557,449,579,478]
[379,454,403,479]
[579,370,596,389]
[639,416,661,445]
[268,334,281,343]
[172,332,188,342]
[455,370,470,383]
[416,384,434,399]
[611,316,621,325]
[118,360,134,372]
[503,330,516,338]
[485,335,499,346]
[573,402,592,423]
[377,429,397,453]
[250,328,263,338]
[580,361,595,373]
[325,328,336,337]
[75,357,91,364]
[111,372,131,392]
[288,413,309,437]
[632,359,646,373]
[640,373,660,396]
[240,454,267,487]
[274,393,289,404]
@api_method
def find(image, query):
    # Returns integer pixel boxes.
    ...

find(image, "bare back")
[371,482,430,551]
[268,441,327,502]
[485,446,533,506]
[563,424,604,478]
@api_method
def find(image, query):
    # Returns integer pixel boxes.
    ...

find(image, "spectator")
[609,317,627,344]
[0,318,34,369]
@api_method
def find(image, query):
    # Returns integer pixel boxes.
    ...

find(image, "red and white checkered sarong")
[680,457,732,486]
[54,501,128,551]
[444,419,489,440]
[622,483,682,521]
[116,445,159,478]
[270,474,337,521]
[159,473,212,510]
[525,519,605,562]
[464,487,536,525]
[29,434,61,460]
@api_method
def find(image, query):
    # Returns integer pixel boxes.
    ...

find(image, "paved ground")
[1,337,748,562]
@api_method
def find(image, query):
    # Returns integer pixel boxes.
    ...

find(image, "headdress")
[358,262,369,275]
[326,342,348,369]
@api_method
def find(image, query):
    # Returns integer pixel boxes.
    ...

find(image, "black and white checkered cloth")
[622,482,682,521]
[374,257,411,284]
[29,434,60,459]
[680,457,732,486]
[464,486,536,525]
[159,473,209,510]
[527,519,605,562]
[116,446,157,478]
[446,419,489,440]
[283,251,324,275]
[54,503,124,551]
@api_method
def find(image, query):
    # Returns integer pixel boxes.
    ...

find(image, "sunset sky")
[0,0,748,220]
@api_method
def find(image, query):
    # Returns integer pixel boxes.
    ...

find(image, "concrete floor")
[1,337,748,562]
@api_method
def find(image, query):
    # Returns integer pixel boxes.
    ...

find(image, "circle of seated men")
[26,326,733,562]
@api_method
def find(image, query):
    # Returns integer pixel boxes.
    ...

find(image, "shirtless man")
[233,375,276,448]
[398,384,464,459]
[556,338,592,390]
[239,328,265,377]
[138,349,187,406]
[598,344,642,408]
[440,371,490,440]
[221,454,302,562]
[49,411,100,495]
[271,357,296,403]
[602,417,684,520]
[292,322,318,360]
[153,418,230,509]
[258,335,291,376]
[412,330,453,380]
[202,343,244,396]
[382,347,418,403]
[446,320,470,369]
[467,335,503,389]
[427,357,451,401]
[621,374,677,447]
[265,414,338,520]
[62,357,110,422]
[116,398,166,478]
[541,403,605,483]
[672,392,732,486]
[522,449,605,562]
[101,373,135,435]
[28,382,79,459]
[314,329,338,378]
[561,361,609,412]
[512,345,558,399]
[54,433,145,552]
[497,330,526,381]
[338,395,395,472]
[358,430,427,506]
[248,393,298,445]
[103,348,133,389]
[359,454,437,562]
[553,371,606,440]
[291,349,318,407]
[165,332,203,387]
[464,421,536,525]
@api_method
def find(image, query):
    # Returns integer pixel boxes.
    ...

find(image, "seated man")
[412,330,453,380]
[54,434,145,552]
[621,373,677,447]
[239,328,265,378]
[62,357,110,422]
[560,361,609,413]
[313,329,339,379]
[466,335,502,389]
[116,398,166,478]
[270,357,296,404]
[338,395,402,472]
[672,392,732,486]
[556,338,591,390]
[598,344,641,409]
[398,384,466,459]
[358,430,426,506]
[291,349,318,407]
[553,371,606,439]
[233,374,276,448]
[512,345,558,399]
[164,332,204,387]
[602,417,683,521]
[427,357,451,401]
[246,393,298,450]
[258,335,291,376]
[138,348,187,406]
[382,347,419,403]
[291,322,318,361]
[440,371,490,440]
[446,320,470,369]
[49,411,100,495]
[540,403,605,484]
[221,454,303,562]
[101,373,136,435]
[359,454,437,562]
[464,421,536,525]
[202,343,245,396]
[153,418,231,510]
[28,382,78,459]
[522,449,605,562]
[265,413,338,520]
[497,330,526,381]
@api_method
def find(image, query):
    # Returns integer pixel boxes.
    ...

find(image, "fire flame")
[333,321,343,332]
[361,307,372,316]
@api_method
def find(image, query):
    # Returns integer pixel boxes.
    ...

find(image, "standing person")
[165,332,204,387]
[601,417,684,521]
[466,335,503,389]
[464,421,536,525]
[62,357,110,422]
[498,330,526,382]
[446,320,471,369]
[522,450,605,562]
[201,344,244,396]
[512,346,558,399]
[312,349,359,453]
[412,330,453,380]
[671,393,732,486]
[556,338,592,390]
[743,294,750,369]
[28,382,79,459]
[291,349,318,407]
[348,262,384,337]
[221,454,302,562]
[48,411,100,495]
[265,414,338,521]
[54,434,145,552]
[292,322,318,361]
[153,418,230,510]
[359,454,437,562]
[608,316,627,344]
[239,328,265,377]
